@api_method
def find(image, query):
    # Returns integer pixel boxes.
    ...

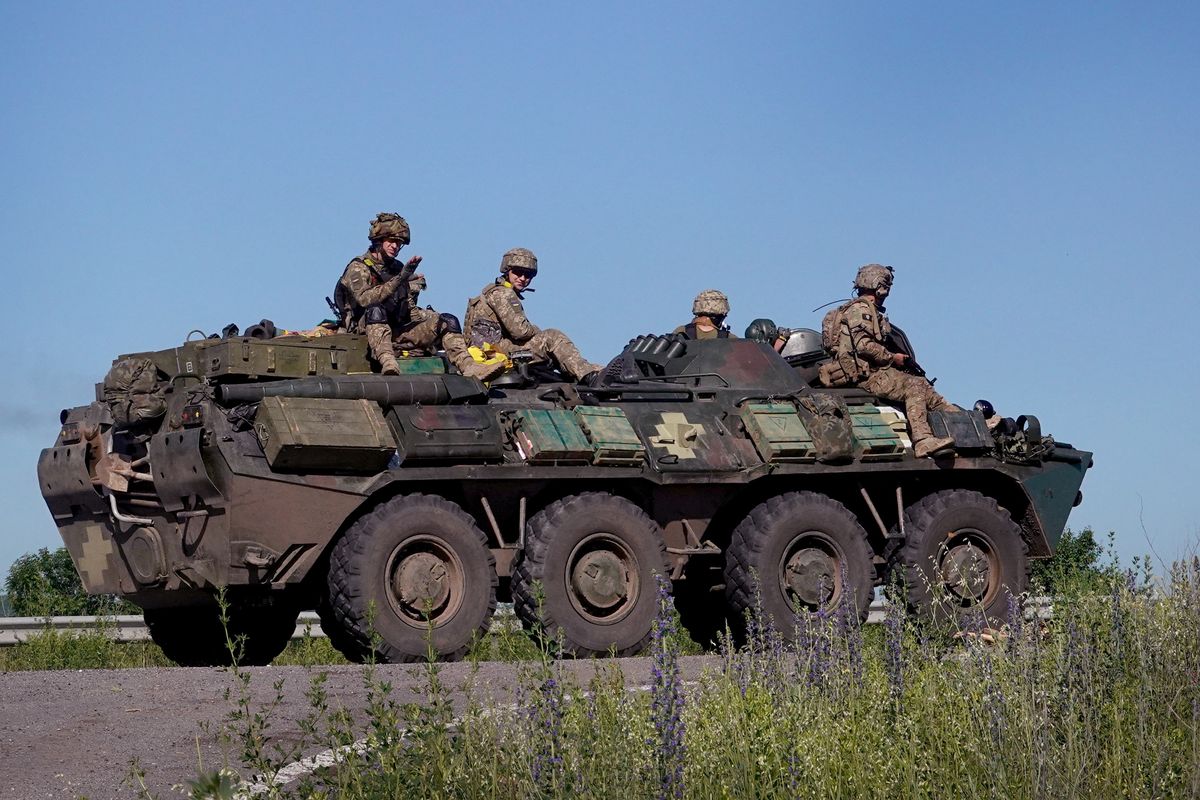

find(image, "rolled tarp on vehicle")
[218,374,486,406]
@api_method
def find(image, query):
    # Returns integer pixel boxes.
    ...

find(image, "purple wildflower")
[650,575,687,800]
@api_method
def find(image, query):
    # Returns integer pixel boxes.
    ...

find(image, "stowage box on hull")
[254,396,395,471]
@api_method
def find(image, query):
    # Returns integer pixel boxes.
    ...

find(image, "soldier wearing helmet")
[461,248,601,383]
[818,264,960,458]
[744,317,789,352]
[335,213,466,375]
[674,290,736,340]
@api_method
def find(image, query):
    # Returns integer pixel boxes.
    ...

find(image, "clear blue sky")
[2,3,1197,576]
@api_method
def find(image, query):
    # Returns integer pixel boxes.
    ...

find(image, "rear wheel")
[889,489,1028,625]
[145,601,298,667]
[725,492,875,639]
[512,493,669,657]
[326,493,497,663]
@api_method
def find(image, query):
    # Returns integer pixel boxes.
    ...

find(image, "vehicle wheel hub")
[571,550,629,611]
[943,541,991,602]
[393,551,451,617]
[785,547,837,607]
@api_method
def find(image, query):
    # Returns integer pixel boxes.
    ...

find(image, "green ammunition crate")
[849,405,905,460]
[194,335,371,379]
[741,403,816,462]
[574,407,646,466]
[512,409,593,464]
[254,396,395,471]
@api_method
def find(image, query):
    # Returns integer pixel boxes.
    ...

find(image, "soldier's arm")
[843,305,894,366]
[345,262,404,308]
[487,286,540,342]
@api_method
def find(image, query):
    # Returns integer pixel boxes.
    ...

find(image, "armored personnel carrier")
[38,329,1091,665]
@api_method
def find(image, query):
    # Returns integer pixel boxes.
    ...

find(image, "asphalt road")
[0,656,719,799]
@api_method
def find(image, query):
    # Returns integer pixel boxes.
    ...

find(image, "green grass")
[170,559,1200,799]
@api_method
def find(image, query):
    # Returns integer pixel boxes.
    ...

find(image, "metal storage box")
[741,403,816,462]
[389,406,505,462]
[254,397,395,471]
[196,336,370,379]
[574,407,646,466]
[511,409,593,464]
[849,405,905,460]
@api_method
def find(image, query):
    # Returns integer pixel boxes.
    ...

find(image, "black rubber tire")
[889,489,1029,625]
[512,493,669,658]
[326,493,497,663]
[145,602,298,667]
[316,593,368,664]
[725,492,875,638]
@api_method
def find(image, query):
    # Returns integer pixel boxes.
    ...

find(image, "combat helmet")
[368,212,411,244]
[692,289,730,318]
[854,263,894,293]
[745,317,779,345]
[500,247,538,275]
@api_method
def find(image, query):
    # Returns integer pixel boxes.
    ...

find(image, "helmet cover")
[368,212,411,244]
[500,247,538,274]
[692,289,730,317]
[854,263,894,292]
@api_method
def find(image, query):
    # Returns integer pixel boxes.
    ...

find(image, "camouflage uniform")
[673,290,735,339]
[822,295,959,454]
[337,249,409,372]
[464,278,599,382]
[672,320,736,340]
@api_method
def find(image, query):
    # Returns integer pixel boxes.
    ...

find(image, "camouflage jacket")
[672,319,735,340]
[335,250,411,330]
[465,279,540,346]
[828,297,894,378]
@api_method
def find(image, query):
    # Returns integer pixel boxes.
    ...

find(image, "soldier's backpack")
[820,302,851,353]
[103,357,167,429]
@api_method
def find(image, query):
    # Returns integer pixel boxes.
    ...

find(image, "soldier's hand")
[891,352,908,367]
[405,255,423,270]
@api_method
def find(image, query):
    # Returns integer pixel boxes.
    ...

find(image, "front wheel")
[889,489,1028,625]
[326,493,497,663]
[145,600,298,667]
[512,493,669,657]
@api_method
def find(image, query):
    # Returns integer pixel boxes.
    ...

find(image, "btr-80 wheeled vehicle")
[38,328,1091,665]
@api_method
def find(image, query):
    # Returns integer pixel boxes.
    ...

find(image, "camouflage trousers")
[862,367,960,443]
[365,308,443,374]
[501,328,599,382]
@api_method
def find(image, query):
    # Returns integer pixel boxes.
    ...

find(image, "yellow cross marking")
[78,524,114,590]
[650,412,706,460]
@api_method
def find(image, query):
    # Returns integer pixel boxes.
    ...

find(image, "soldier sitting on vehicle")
[335,212,454,375]
[463,247,601,383]
[819,264,960,458]
[674,290,737,339]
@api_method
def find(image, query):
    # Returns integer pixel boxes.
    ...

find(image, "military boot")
[914,435,955,459]
[460,360,507,383]
[378,353,401,376]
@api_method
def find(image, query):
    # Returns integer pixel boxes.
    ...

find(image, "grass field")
[7,558,1199,799]
[172,559,1199,799]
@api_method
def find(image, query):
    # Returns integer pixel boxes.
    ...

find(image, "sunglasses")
[510,268,536,279]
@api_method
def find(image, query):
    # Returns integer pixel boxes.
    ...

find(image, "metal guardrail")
[0,598,1050,646]
[0,612,326,646]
